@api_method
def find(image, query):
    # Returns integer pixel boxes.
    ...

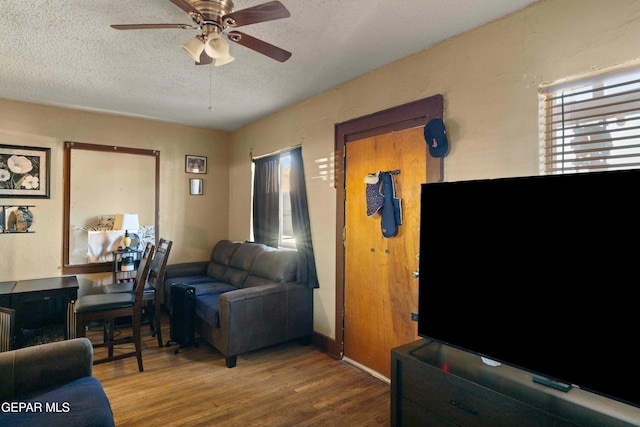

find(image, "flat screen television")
[418,169,640,409]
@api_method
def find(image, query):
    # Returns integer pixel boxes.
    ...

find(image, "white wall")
[228,0,640,339]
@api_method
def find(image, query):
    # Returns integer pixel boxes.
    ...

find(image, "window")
[539,67,640,174]
[250,151,295,250]
[279,153,295,249]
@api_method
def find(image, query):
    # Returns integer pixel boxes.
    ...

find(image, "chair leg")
[144,298,163,348]
[154,300,163,348]
[104,320,115,358]
[144,300,156,335]
[66,301,76,340]
[133,314,143,372]
[75,314,86,338]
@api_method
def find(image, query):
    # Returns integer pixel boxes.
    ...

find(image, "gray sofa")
[164,240,313,368]
[0,338,114,427]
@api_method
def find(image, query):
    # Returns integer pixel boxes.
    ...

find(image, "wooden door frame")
[331,95,444,360]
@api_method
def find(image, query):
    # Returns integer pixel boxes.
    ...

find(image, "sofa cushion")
[165,275,215,287]
[221,242,268,288]
[209,240,240,264]
[240,275,272,288]
[244,250,298,288]
[207,240,241,280]
[192,282,236,297]
[195,293,224,327]
[0,376,115,427]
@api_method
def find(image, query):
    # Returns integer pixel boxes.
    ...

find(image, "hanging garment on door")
[380,172,402,238]
[364,172,384,217]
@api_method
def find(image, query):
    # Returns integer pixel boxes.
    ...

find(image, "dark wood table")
[2,276,78,348]
[0,281,16,307]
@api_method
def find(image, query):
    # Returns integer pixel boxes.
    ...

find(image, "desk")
[1,276,78,348]
[0,281,15,307]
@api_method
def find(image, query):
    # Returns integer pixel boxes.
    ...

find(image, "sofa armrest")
[165,261,209,279]
[0,338,93,399]
[216,283,313,358]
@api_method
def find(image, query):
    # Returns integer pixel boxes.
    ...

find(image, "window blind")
[539,67,640,174]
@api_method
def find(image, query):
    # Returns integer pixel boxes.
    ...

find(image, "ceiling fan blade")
[222,1,290,27]
[169,0,203,17]
[111,24,196,30]
[196,51,213,65]
[227,31,291,62]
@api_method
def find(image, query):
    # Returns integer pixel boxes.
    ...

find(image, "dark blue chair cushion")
[74,293,134,313]
[0,376,114,427]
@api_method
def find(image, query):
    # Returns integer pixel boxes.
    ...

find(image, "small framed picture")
[185,155,207,174]
[190,178,203,195]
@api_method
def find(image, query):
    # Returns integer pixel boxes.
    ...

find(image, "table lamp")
[114,213,140,249]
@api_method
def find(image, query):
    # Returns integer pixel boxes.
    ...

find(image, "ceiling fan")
[111,0,292,66]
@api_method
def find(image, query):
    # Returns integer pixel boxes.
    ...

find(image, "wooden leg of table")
[66,300,76,340]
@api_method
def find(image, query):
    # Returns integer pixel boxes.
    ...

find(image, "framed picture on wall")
[185,155,207,174]
[190,178,203,195]
[0,144,51,198]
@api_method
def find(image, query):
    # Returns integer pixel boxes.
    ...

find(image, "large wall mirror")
[63,141,160,275]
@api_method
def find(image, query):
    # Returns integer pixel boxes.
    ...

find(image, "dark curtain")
[252,154,280,248]
[289,147,319,288]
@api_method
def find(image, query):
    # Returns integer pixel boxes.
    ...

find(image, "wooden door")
[344,127,426,379]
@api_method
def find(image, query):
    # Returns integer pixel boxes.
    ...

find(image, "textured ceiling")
[0,0,538,131]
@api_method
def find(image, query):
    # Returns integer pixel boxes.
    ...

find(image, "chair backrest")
[148,238,173,294]
[133,245,155,313]
[0,307,15,352]
[141,241,153,259]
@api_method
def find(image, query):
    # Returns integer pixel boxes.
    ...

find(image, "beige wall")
[0,100,230,290]
[229,0,640,339]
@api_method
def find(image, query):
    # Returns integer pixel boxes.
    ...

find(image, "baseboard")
[343,357,390,384]
[310,332,390,383]
[311,331,342,360]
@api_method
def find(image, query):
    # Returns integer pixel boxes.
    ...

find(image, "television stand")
[532,374,572,392]
[391,339,640,427]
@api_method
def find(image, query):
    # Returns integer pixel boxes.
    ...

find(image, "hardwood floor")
[90,315,391,426]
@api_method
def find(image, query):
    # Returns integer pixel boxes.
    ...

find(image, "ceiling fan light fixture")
[182,36,205,62]
[214,55,235,67]
[112,1,291,65]
[204,33,235,66]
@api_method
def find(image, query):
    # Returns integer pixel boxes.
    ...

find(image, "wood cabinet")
[391,340,640,427]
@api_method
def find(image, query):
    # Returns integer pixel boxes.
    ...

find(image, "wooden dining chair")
[144,238,173,347]
[103,238,173,348]
[0,307,15,352]
[72,244,155,372]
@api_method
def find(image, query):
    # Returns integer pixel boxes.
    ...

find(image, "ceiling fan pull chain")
[209,63,214,112]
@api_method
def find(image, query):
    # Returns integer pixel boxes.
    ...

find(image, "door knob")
[412,270,420,278]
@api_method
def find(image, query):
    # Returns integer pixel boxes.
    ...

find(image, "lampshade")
[204,33,235,67]
[182,36,205,62]
[114,213,140,232]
